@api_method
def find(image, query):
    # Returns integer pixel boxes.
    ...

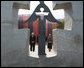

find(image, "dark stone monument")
[24,1,61,55]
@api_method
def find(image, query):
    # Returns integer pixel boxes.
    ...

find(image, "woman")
[47,34,53,52]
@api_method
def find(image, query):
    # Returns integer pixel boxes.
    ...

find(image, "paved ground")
[28,45,57,58]
[1,46,83,67]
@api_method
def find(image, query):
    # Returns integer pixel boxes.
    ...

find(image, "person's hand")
[49,41,52,43]
[32,41,34,43]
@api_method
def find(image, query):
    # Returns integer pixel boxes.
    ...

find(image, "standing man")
[47,34,53,52]
[30,32,36,52]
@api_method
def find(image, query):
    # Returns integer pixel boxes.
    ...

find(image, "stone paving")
[1,45,83,67]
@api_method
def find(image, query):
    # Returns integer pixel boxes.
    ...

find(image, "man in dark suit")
[30,32,36,52]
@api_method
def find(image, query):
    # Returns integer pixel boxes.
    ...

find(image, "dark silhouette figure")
[24,1,61,55]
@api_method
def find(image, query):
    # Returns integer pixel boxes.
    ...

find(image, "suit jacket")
[30,35,36,45]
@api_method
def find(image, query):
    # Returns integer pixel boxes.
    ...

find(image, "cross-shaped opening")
[13,1,73,58]
[18,9,65,58]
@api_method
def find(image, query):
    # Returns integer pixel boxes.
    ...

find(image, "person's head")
[49,34,52,37]
[31,32,34,36]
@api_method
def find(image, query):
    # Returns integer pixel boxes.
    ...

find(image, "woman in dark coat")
[47,34,53,52]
